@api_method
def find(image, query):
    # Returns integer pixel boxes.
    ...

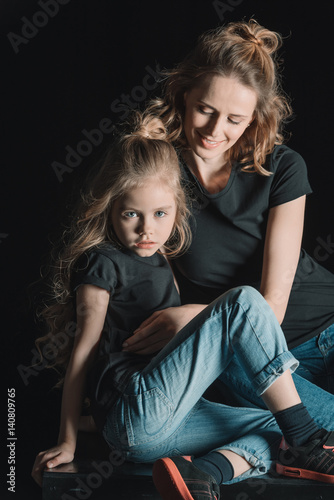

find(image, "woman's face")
[183,74,257,164]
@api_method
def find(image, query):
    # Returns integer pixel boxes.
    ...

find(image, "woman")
[123,20,334,419]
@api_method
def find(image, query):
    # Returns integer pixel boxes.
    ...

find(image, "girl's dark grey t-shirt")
[175,144,334,348]
[73,243,180,429]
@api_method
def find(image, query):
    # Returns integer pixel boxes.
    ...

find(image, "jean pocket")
[125,387,174,447]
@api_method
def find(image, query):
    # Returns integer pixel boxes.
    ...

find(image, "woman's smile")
[197,131,226,149]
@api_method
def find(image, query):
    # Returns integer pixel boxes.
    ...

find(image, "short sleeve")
[269,148,313,208]
[73,251,117,293]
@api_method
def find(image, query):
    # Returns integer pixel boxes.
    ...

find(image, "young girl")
[32,111,334,498]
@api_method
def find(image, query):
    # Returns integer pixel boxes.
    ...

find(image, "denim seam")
[234,298,273,362]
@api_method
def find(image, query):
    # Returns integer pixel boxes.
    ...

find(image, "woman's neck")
[182,150,232,194]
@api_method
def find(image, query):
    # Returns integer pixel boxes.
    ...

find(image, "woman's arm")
[260,196,306,324]
[32,284,109,486]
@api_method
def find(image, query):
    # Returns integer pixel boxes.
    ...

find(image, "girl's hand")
[31,442,75,487]
[122,304,207,355]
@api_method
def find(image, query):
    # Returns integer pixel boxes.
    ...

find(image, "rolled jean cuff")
[218,445,271,484]
[253,351,299,397]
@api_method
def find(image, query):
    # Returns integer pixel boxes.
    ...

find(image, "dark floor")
[43,460,334,500]
[41,432,334,500]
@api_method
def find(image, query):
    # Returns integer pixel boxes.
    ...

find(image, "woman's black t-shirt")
[175,144,334,348]
[73,243,180,429]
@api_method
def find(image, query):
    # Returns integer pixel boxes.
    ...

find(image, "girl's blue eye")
[155,211,166,218]
[124,211,137,218]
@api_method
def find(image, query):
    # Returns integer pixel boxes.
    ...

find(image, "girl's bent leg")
[104,286,297,457]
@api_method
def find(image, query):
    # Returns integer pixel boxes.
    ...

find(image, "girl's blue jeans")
[216,323,334,408]
[102,286,309,484]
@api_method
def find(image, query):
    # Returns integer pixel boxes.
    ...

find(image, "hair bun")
[229,19,281,56]
[130,111,168,141]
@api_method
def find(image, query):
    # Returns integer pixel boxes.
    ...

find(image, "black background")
[2,1,334,498]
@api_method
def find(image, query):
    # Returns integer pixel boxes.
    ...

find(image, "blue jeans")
[291,324,334,394]
[103,286,300,483]
[215,326,334,428]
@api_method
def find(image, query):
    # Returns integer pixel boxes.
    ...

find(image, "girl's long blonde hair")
[36,111,191,383]
[148,19,293,175]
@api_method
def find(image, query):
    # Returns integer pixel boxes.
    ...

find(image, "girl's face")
[183,74,257,165]
[111,177,177,257]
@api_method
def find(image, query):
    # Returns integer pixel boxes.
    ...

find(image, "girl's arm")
[260,195,306,324]
[32,284,109,486]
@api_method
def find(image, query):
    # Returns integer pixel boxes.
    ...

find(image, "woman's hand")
[122,304,207,355]
[31,442,75,487]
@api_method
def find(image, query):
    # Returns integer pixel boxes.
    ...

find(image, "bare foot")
[78,415,97,432]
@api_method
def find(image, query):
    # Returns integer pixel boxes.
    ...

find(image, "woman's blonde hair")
[35,111,191,383]
[148,19,292,175]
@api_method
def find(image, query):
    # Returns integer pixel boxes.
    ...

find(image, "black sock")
[274,402,319,447]
[192,451,234,485]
